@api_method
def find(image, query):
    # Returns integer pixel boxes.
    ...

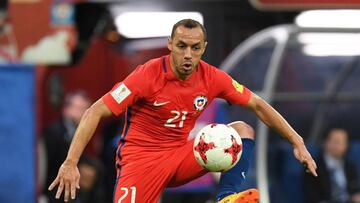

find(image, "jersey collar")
[162,55,199,81]
[162,55,177,81]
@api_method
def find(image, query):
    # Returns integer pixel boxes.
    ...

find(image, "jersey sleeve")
[102,65,150,116]
[213,68,251,106]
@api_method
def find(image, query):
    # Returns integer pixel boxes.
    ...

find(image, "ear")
[167,37,172,51]
[201,41,208,55]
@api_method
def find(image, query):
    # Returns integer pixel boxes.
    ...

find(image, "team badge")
[194,95,208,111]
[232,79,244,93]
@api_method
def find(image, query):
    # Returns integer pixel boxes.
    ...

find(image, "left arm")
[212,68,317,176]
[245,92,318,177]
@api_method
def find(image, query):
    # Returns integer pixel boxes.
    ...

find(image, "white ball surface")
[193,123,243,172]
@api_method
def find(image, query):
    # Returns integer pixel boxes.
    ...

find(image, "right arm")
[65,99,112,167]
[49,64,151,202]
[48,99,112,202]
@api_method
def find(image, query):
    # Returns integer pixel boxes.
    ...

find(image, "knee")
[228,121,255,140]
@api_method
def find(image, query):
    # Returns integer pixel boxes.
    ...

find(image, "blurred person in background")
[48,19,317,203]
[74,157,105,203]
[43,90,91,203]
[304,128,360,203]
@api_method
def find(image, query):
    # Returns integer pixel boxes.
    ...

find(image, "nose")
[184,47,192,59]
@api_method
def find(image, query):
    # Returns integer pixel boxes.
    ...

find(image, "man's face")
[325,129,348,159]
[167,25,207,80]
[63,95,91,125]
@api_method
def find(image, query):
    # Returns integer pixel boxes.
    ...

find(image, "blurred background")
[1,0,360,203]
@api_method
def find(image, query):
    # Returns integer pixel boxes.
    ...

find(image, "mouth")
[182,62,193,71]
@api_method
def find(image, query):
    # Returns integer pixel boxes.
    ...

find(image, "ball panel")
[193,123,243,172]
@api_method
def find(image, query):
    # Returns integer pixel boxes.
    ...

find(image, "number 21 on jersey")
[164,110,188,128]
[118,186,136,203]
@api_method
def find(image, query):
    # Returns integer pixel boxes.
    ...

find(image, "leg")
[216,121,258,202]
[167,139,208,187]
[113,153,175,203]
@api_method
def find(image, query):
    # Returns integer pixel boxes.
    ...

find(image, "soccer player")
[49,19,317,203]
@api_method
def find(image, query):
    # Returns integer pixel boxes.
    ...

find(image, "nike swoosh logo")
[241,172,246,179]
[153,101,170,106]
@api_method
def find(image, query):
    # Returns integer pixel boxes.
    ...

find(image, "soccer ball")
[193,123,243,172]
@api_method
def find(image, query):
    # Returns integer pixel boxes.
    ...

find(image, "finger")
[71,181,76,200]
[55,179,64,199]
[48,177,59,191]
[309,164,318,177]
[305,160,318,177]
[64,182,70,202]
[301,157,309,167]
[313,159,318,169]
[76,176,80,189]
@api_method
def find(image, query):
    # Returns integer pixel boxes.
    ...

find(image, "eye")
[177,44,186,49]
[193,46,200,50]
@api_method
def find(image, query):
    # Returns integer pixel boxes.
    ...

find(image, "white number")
[164,110,180,127]
[179,111,188,128]
[130,187,136,203]
[118,186,136,203]
[118,188,128,203]
[164,111,188,128]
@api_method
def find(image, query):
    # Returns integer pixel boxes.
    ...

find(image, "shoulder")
[199,60,218,72]
[143,56,163,69]
[125,56,165,95]
[133,57,163,79]
[199,60,225,79]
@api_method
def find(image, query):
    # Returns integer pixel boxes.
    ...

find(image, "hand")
[293,144,318,177]
[48,160,80,202]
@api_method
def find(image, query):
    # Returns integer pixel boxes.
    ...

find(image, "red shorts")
[113,139,207,203]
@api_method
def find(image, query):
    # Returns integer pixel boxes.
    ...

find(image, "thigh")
[168,139,208,187]
[114,156,173,203]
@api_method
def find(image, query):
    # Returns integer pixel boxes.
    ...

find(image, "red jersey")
[102,55,251,152]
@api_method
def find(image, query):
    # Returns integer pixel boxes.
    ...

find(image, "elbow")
[250,94,266,113]
[82,100,112,120]
[251,96,275,125]
[82,105,100,120]
[80,107,94,121]
[82,107,92,118]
